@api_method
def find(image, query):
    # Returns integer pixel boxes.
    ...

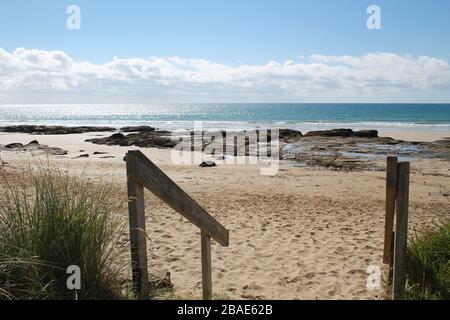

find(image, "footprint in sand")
[335,247,345,254]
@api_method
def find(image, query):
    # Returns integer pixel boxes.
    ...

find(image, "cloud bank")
[1,48,450,103]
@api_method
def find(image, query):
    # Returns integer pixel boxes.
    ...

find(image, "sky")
[1,0,450,103]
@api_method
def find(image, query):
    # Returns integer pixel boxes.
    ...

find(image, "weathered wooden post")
[392,162,410,299]
[201,231,213,300]
[384,156,398,264]
[126,154,150,298]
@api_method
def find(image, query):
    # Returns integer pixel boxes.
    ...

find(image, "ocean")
[1,103,450,134]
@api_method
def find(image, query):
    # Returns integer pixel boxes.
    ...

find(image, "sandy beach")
[2,0,450,306]
[1,130,449,300]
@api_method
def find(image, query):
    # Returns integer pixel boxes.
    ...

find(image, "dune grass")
[403,220,450,300]
[0,162,128,300]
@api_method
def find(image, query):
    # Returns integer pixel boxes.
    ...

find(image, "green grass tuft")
[0,162,128,300]
[405,220,450,300]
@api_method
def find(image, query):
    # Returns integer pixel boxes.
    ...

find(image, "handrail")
[125,150,229,299]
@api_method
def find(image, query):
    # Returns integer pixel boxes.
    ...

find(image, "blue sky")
[1,0,450,63]
[0,0,450,103]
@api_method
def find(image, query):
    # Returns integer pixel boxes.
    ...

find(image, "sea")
[1,103,450,135]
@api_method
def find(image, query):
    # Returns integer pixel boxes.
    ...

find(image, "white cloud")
[0,48,449,103]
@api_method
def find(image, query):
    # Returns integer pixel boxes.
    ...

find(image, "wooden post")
[383,156,398,264]
[127,162,149,298]
[392,162,410,299]
[388,231,395,283]
[201,231,212,300]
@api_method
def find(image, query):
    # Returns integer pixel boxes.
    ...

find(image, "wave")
[1,119,450,133]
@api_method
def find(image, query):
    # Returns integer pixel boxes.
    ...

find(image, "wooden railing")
[125,150,229,299]
[383,156,410,299]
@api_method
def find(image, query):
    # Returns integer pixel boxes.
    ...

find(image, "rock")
[280,126,450,171]
[111,133,125,140]
[28,140,39,145]
[5,143,24,149]
[304,129,355,137]
[376,137,404,145]
[199,161,216,167]
[100,156,115,159]
[46,148,68,156]
[0,125,115,135]
[86,131,176,149]
[120,126,155,132]
[1,142,67,155]
[304,128,379,139]
[279,129,303,140]
[355,130,378,138]
[93,151,108,155]
[76,154,89,158]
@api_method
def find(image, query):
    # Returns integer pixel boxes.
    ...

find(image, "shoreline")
[1,125,449,173]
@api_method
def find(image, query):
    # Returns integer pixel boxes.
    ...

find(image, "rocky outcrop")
[120,126,156,132]
[111,133,125,140]
[304,128,354,137]
[354,130,379,138]
[0,140,67,155]
[304,128,379,138]
[279,129,303,141]
[281,131,450,171]
[0,125,115,135]
[86,131,176,149]
[5,143,24,149]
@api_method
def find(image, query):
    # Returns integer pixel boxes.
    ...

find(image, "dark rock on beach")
[354,130,379,138]
[86,131,176,149]
[111,133,126,140]
[303,128,379,138]
[0,141,68,156]
[76,154,89,158]
[415,138,450,159]
[279,129,303,141]
[0,125,115,135]
[304,128,355,137]
[199,161,217,168]
[5,143,24,149]
[120,126,156,132]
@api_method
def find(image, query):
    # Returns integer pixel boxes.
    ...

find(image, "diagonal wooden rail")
[126,150,229,299]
